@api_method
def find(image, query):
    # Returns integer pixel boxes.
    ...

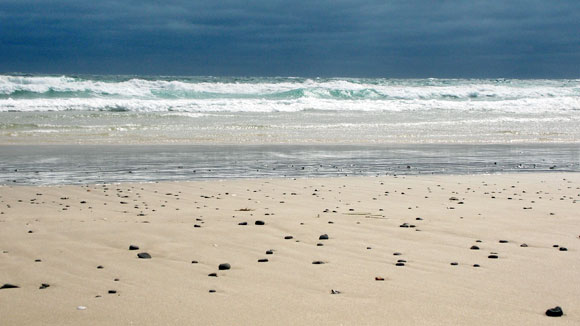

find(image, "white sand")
[1,173,579,325]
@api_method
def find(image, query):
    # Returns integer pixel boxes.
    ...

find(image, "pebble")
[39,283,50,289]
[238,222,248,225]
[450,262,458,266]
[330,289,341,294]
[258,258,269,262]
[0,284,19,289]
[191,260,198,264]
[97,265,104,269]
[545,306,563,317]
[218,263,231,270]
[209,289,216,293]
[312,261,325,265]
[499,240,508,243]
[319,234,329,240]
[129,245,139,250]
[316,243,324,246]
[137,252,151,259]
[266,250,274,254]
[520,243,528,247]
[488,254,498,259]
[395,262,405,266]
[255,220,265,225]
[108,290,117,294]
[208,273,218,277]
[284,235,293,240]
[473,264,480,267]
[470,246,480,250]
[559,247,568,251]
[375,277,384,281]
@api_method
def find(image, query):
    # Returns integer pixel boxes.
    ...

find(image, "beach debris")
[218,263,231,270]
[137,252,151,259]
[0,284,19,289]
[77,306,87,310]
[129,245,139,250]
[319,234,329,240]
[545,306,563,317]
[330,289,341,294]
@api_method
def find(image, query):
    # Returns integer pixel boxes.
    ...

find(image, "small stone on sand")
[218,263,231,270]
[129,245,139,250]
[0,284,19,289]
[545,306,563,317]
[137,252,151,259]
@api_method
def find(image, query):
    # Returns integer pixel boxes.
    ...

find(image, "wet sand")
[1,173,579,325]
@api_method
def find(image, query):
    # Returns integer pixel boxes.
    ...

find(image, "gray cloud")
[1,0,579,77]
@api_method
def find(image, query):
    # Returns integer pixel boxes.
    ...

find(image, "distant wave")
[1,74,579,113]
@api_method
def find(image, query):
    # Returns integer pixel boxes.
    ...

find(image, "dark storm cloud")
[1,0,579,77]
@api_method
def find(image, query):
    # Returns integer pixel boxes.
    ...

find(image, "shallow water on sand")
[1,144,579,185]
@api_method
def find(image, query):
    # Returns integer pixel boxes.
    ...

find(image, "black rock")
[470,246,480,250]
[191,260,198,264]
[316,243,324,246]
[39,283,50,289]
[330,289,341,294]
[108,290,117,294]
[399,223,409,228]
[473,264,480,267]
[266,250,274,255]
[397,259,407,263]
[559,247,568,251]
[97,265,104,269]
[208,273,217,277]
[34,259,42,262]
[553,244,559,248]
[194,224,201,228]
[255,220,265,225]
[209,289,216,293]
[416,217,423,221]
[475,240,482,243]
[499,240,508,243]
[393,252,402,256]
[218,263,231,270]
[545,306,563,317]
[284,235,293,240]
[129,245,139,250]
[258,258,269,262]
[520,243,528,247]
[238,222,248,225]
[312,261,325,265]
[137,252,151,259]
[488,254,498,259]
[450,262,458,266]
[395,262,405,266]
[0,284,19,289]
[319,234,329,240]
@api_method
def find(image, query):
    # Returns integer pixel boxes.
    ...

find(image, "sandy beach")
[1,172,578,325]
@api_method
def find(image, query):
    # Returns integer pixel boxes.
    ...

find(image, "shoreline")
[1,173,578,325]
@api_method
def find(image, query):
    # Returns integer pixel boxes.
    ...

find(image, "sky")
[1,0,579,78]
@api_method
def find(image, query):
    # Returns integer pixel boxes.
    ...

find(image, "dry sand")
[1,173,579,325]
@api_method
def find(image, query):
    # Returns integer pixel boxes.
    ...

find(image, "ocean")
[1,74,579,184]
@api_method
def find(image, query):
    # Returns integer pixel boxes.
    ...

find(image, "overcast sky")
[1,0,579,78]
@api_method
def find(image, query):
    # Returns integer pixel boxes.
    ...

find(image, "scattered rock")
[395,262,405,266]
[393,252,402,256]
[209,289,216,293]
[470,246,480,250]
[266,250,274,255]
[97,265,104,269]
[218,263,231,270]
[559,247,568,251]
[499,240,508,243]
[39,283,50,289]
[473,264,480,267]
[238,222,248,225]
[255,220,265,225]
[312,261,325,265]
[450,262,458,266]
[545,306,563,317]
[284,235,293,240]
[316,243,324,246]
[191,260,198,264]
[330,289,341,294]
[129,245,139,250]
[258,258,268,262]
[375,277,384,281]
[108,290,117,294]
[399,223,409,228]
[488,254,498,259]
[208,273,217,277]
[520,243,528,247]
[0,284,19,289]
[319,234,329,240]
[137,252,151,259]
